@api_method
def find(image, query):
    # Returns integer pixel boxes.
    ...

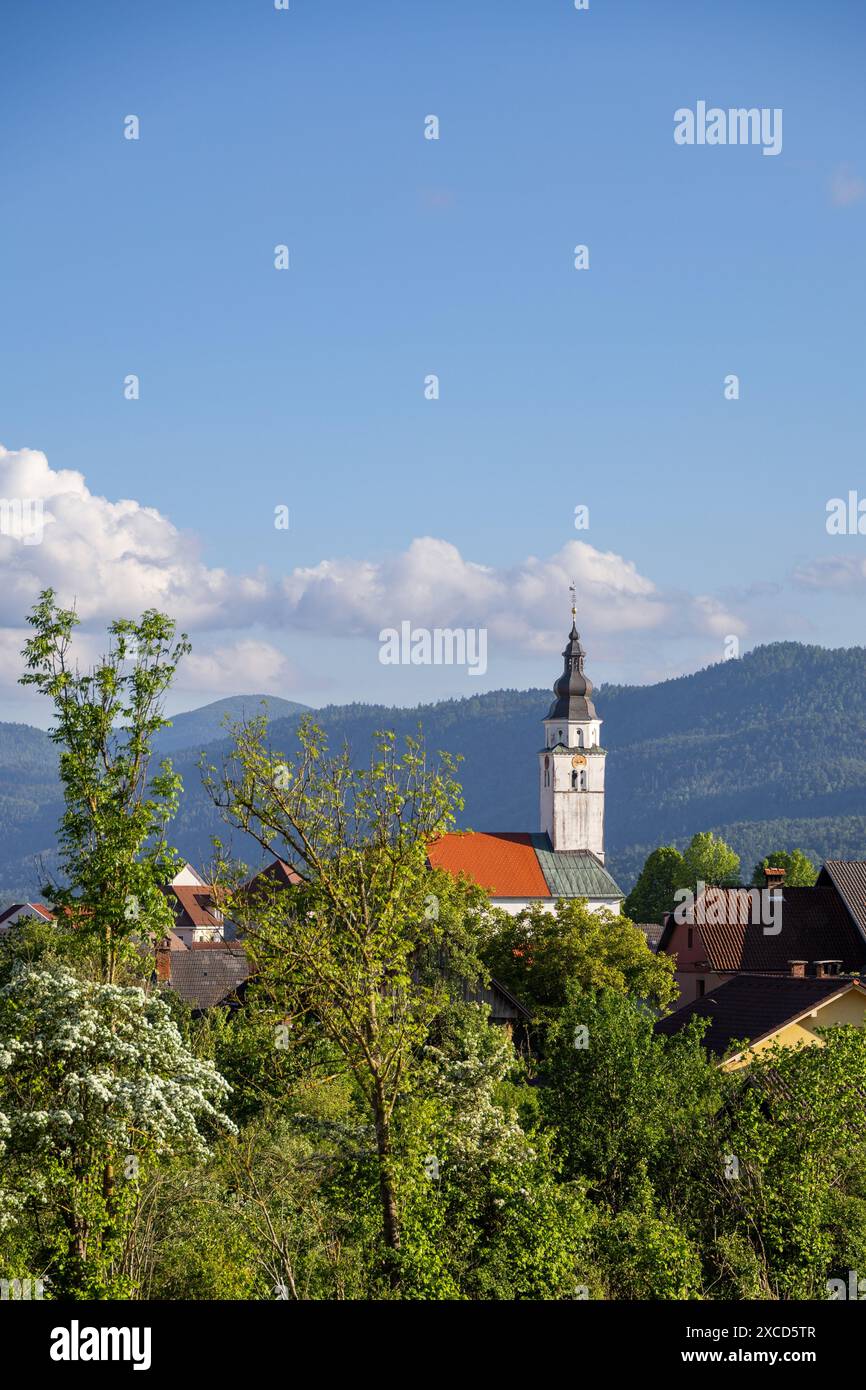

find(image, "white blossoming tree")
[0,962,234,1297]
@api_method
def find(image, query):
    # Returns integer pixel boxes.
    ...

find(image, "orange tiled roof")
[427,832,550,899]
[170,885,223,928]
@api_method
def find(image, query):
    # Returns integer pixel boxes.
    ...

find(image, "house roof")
[655,974,866,1058]
[167,944,251,1010]
[657,886,866,973]
[817,861,866,943]
[246,858,303,892]
[634,923,663,951]
[427,831,622,901]
[466,976,532,1022]
[167,884,224,929]
[0,902,54,925]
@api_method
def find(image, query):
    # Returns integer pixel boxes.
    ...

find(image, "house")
[428,831,623,915]
[157,940,251,1013]
[163,863,233,946]
[0,902,54,931]
[428,607,623,915]
[655,973,866,1070]
[657,868,866,1007]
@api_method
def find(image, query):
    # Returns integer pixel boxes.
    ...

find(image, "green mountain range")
[3,643,866,900]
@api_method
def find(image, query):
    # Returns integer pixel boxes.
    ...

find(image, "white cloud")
[0,444,269,630]
[0,444,745,700]
[179,640,296,695]
[793,555,866,590]
[278,536,743,649]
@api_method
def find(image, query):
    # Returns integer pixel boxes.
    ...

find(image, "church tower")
[539,593,607,861]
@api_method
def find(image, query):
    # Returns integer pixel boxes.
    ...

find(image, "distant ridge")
[154,695,311,754]
[1,644,866,900]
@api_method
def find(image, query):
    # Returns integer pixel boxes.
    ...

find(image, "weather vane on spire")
[569,581,577,621]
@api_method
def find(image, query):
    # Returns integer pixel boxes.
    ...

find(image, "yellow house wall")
[723,989,866,1071]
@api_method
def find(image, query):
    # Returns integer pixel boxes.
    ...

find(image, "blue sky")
[1,0,865,721]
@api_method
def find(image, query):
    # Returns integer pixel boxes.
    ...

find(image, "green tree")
[483,898,677,1022]
[624,846,685,924]
[750,849,817,888]
[592,1208,703,1300]
[387,1002,594,1299]
[540,985,721,1214]
[680,831,740,889]
[205,717,490,1271]
[19,590,190,982]
[705,1028,866,1299]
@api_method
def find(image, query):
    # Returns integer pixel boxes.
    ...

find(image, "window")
[571,770,578,789]
[544,754,550,788]
[576,729,583,747]
[687,928,693,949]
[696,979,705,998]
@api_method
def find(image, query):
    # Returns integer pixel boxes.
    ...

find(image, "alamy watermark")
[674,102,782,157]
[673,880,782,935]
[827,1270,866,1300]
[0,497,44,545]
[379,622,487,677]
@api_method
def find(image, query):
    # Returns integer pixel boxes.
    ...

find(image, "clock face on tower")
[571,754,586,767]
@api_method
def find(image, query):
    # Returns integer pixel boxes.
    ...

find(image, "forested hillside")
[2,642,866,897]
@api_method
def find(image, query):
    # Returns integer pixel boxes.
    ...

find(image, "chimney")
[764,865,786,890]
[155,941,172,983]
[787,960,807,978]
[814,960,842,979]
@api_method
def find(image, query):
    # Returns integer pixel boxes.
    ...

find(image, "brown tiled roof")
[655,974,866,1057]
[246,858,303,892]
[659,887,866,974]
[0,902,54,925]
[168,885,223,929]
[817,861,866,943]
[168,945,251,1010]
[427,832,551,898]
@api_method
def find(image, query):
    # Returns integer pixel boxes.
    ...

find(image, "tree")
[0,962,233,1296]
[19,591,190,982]
[483,898,677,1022]
[387,1002,594,1300]
[204,716,490,1273]
[705,1028,866,1299]
[540,984,721,1214]
[750,849,817,888]
[624,846,685,924]
[680,831,740,889]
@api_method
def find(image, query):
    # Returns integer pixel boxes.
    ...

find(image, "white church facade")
[428,607,623,914]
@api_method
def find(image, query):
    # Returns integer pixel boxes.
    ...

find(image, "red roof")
[427,832,550,899]
[169,885,223,929]
[659,886,866,974]
[247,858,303,890]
